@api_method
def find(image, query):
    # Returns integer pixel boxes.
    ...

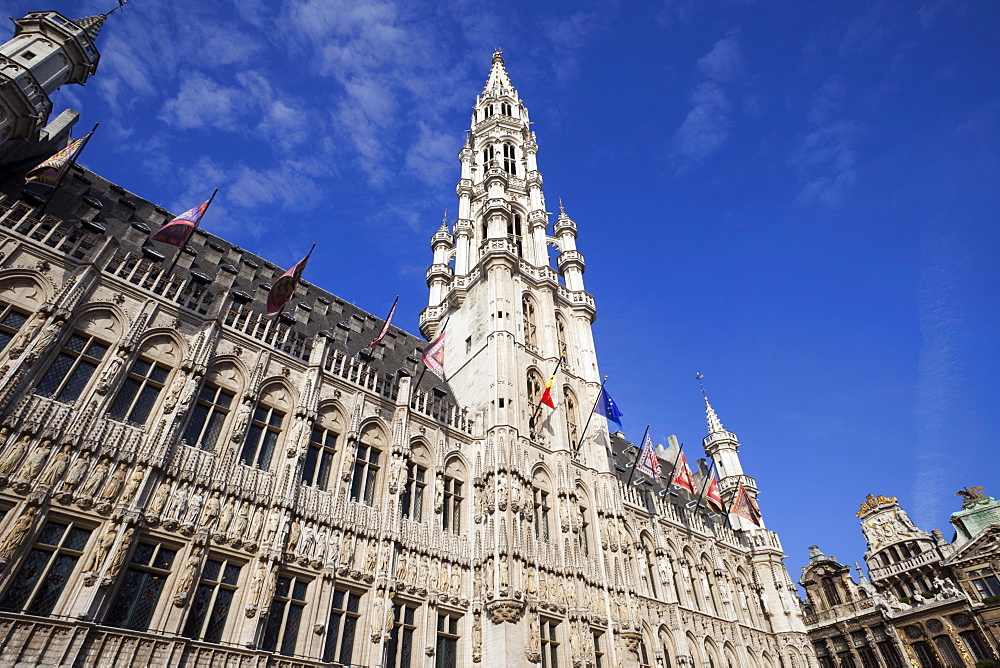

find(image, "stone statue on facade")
[19,437,53,481]
[0,506,38,563]
[85,525,118,573]
[39,445,71,486]
[200,490,221,528]
[62,454,89,492]
[99,464,127,501]
[105,527,135,579]
[0,433,31,478]
[147,480,171,517]
[79,457,110,498]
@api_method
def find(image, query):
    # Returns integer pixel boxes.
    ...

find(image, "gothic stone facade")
[799,493,1000,668]
[0,16,812,668]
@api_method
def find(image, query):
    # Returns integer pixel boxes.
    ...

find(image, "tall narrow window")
[386,602,418,668]
[350,443,381,505]
[262,575,308,656]
[442,476,463,533]
[483,144,495,167]
[182,557,241,643]
[822,577,842,606]
[105,542,177,631]
[540,618,560,668]
[533,488,551,541]
[638,640,653,668]
[400,462,427,521]
[182,384,234,451]
[0,520,92,616]
[436,613,460,668]
[107,358,170,425]
[970,568,1000,598]
[642,541,658,598]
[594,631,605,668]
[302,424,338,489]
[0,303,29,352]
[324,588,361,664]
[241,404,285,470]
[503,142,517,175]
[36,332,109,403]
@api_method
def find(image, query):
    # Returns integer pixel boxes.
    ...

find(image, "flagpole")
[577,375,608,449]
[529,353,563,430]
[274,242,316,319]
[688,460,716,510]
[40,122,99,213]
[625,424,650,487]
[162,187,220,279]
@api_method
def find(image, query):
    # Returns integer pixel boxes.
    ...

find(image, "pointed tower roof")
[72,14,106,44]
[704,395,726,435]
[483,49,516,98]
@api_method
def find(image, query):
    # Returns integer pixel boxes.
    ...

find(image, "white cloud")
[674,81,731,166]
[406,123,460,187]
[789,120,861,207]
[696,35,743,83]
[160,72,243,130]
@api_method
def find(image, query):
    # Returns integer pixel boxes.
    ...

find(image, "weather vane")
[105,0,128,16]
[696,372,706,396]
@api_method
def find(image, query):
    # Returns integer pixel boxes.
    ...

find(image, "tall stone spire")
[72,14,107,44]
[705,395,726,435]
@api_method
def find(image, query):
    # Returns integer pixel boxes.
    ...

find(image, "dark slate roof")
[0,155,455,402]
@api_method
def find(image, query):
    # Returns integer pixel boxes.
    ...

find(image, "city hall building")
[0,10,812,668]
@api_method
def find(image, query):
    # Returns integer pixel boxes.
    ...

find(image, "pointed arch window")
[508,213,523,256]
[503,142,516,175]
[577,498,591,556]
[822,577,842,606]
[303,417,339,490]
[108,357,171,426]
[36,332,109,404]
[641,539,658,598]
[483,144,495,168]
[485,104,494,118]
[241,403,285,470]
[183,384,234,452]
[533,476,552,542]
[351,441,381,506]
[0,302,29,353]
[501,102,512,116]
[441,460,465,534]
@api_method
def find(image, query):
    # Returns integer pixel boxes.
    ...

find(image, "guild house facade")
[0,10,812,668]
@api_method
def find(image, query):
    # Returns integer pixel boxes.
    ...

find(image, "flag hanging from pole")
[540,370,557,409]
[370,296,399,350]
[634,432,661,481]
[25,137,86,186]
[730,483,762,526]
[267,248,312,316]
[594,386,623,428]
[705,474,724,513]
[422,328,446,381]
[151,200,210,247]
[671,452,697,494]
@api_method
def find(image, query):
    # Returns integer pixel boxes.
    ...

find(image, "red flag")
[422,328,446,381]
[25,136,86,185]
[731,483,762,526]
[671,452,697,494]
[151,199,210,247]
[705,475,724,513]
[539,371,556,408]
[267,246,313,316]
[370,296,399,350]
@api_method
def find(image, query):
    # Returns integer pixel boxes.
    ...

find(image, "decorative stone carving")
[486,599,524,624]
[0,433,31,478]
[84,524,118,574]
[174,546,202,606]
[105,527,135,580]
[39,445,71,486]
[0,505,38,564]
[19,437,53,482]
[78,457,110,498]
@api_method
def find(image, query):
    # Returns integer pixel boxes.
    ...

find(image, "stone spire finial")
[704,396,725,435]
[72,14,106,43]
[484,49,515,96]
[808,545,824,564]
[558,197,565,216]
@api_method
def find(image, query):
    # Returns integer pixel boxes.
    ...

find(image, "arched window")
[522,294,537,348]
[507,212,523,256]
[485,104,494,118]
[684,554,702,610]
[351,424,385,506]
[577,490,591,557]
[441,458,466,534]
[400,444,429,522]
[108,335,179,426]
[483,144,495,168]
[240,385,290,471]
[533,471,552,542]
[501,102,512,116]
[36,329,109,404]
[563,386,579,451]
[182,362,240,452]
[703,557,720,615]
[526,369,544,434]
[641,538,658,598]
[503,142,516,175]
[303,406,343,490]
[822,577,842,606]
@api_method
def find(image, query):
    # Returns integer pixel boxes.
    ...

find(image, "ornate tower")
[0,11,103,147]
[702,395,759,527]
[420,50,602,463]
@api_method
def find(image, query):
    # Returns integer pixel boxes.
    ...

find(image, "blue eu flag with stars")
[595,387,623,427]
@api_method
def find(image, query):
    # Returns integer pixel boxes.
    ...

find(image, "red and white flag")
[705,475,724,513]
[671,452,697,494]
[635,432,661,481]
[731,483,762,526]
[423,328,446,381]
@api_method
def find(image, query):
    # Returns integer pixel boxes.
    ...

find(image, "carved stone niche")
[620,631,642,653]
[486,599,525,624]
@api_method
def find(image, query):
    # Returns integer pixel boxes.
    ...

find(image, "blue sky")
[6,0,999,586]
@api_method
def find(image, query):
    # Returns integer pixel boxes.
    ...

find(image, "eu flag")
[595,387,623,427]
